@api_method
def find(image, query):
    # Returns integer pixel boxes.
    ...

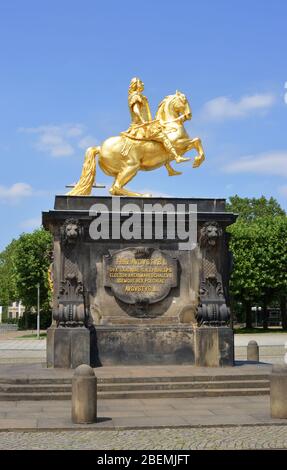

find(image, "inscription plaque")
[104,247,178,304]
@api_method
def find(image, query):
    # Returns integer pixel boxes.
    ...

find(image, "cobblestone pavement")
[0,426,286,450]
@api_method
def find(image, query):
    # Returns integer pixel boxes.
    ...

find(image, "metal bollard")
[270,365,287,419]
[247,340,259,362]
[72,364,97,424]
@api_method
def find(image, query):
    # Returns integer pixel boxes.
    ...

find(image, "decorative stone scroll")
[196,221,230,326]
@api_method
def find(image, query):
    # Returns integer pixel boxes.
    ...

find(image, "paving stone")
[1,395,287,429]
[143,408,215,417]
[0,426,287,450]
[0,418,38,429]
[208,407,255,416]
[181,415,260,425]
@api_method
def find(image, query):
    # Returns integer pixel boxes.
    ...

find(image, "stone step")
[0,373,270,385]
[0,379,270,394]
[0,392,71,401]
[0,387,269,401]
[99,380,270,392]
[99,388,270,399]
[0,384,71,393]
[0,377,72,385]
[98,374,271,384]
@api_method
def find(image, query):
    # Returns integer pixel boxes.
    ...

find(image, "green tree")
[0,228,53,329]
[228,221,262,328]
[226,195,285,222]
[13,229,52,312]
[228,215,287,330]
[0,239,18,307]
[227,195,287,329]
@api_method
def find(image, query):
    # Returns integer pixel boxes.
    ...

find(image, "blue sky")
[0,0,286,250]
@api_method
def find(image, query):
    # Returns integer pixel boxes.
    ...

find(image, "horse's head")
[174,91,192,120]
[156,91,192,122]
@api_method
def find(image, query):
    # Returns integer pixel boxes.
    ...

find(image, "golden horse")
[68,91,205,197]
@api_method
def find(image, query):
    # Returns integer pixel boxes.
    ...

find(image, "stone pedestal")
[47,327,90,368]
[94,325,194,366]
[43,196,236,367]
[194,327,234,367]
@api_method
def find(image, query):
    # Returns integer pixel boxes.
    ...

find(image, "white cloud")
[19,123,88,157]
[222,151,287,176]
[201,93,275,121]
[20,217,41,230]
[78,135,98,149]
[65,125,84,137]
[0,183,33,203]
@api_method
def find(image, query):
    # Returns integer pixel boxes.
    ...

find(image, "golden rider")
[125,77,189,164]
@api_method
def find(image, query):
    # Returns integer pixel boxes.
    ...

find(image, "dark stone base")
[194,327,234,367]
[93,325,194,366]
[47,327,90,368]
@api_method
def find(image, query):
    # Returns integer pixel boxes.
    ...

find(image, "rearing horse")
[68,91,205,197]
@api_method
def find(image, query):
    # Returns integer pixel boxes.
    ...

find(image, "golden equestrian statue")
[68,77,205,197]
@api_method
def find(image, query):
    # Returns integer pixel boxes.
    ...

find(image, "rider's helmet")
[129,77,144,93]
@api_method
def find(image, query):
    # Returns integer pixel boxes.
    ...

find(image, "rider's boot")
[161,135,190,163]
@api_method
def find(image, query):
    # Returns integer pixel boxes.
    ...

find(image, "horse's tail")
[67,146,100,196]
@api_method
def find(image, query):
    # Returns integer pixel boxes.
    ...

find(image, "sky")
[0,0,286,251]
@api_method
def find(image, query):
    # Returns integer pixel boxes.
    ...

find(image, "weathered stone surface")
[72,364,97,424]
[247,340,259,362]
[270,365,287,419]
[43,196,236,367]
[46,327,55,367]
[53,195,228,213]
[94,325,194,366]
[53,328,71,368]
[47,327,90,369]
[71,328,90,368]
[194,327,234,367]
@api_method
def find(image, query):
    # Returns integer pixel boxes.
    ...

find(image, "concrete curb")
[0,422,287,432]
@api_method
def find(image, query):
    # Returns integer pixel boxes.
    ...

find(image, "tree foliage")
[227,195,287,329]
[226,195,285,222]
[0,239,18,306]
[229,216,287,301]
[0,229,52,312]
[13,229,52,310]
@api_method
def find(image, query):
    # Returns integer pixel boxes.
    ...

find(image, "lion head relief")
[199,221,223,248]
[60,218,83,244]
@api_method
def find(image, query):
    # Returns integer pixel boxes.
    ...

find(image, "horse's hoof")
[176,157,190,163]
[168,170,182,176]
[192,155,205,168]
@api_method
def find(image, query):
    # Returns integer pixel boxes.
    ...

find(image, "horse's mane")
[155,95,175,120]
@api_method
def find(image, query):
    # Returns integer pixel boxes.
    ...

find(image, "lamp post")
[37,283,40,339]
